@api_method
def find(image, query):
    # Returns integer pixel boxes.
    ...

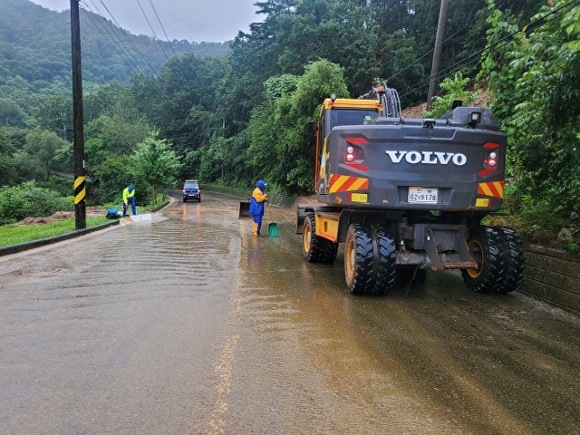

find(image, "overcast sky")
[29,0,262,42]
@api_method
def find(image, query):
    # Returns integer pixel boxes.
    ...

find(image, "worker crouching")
[122,184,136,217]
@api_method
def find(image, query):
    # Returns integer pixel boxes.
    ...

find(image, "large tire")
[370,225,397,295]
[495,226,525,293]
[302,212,338,263]
[344,224,374,294]
[462,226,505,293]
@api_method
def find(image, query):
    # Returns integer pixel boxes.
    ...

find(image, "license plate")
[408,187,438,204]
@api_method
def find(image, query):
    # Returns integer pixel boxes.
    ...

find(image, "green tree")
[423,73,480,118]
[92,154,134,205]
[0,128,17,187]
[248,59,348,194]
[23,129,69,180]
[478,0,580,243]
[131,131,182,204]
[0,97,23,127]
[31,85,71,140]
[153,54,228,150]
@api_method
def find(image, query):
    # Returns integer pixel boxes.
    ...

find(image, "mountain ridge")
[0,0,231,85]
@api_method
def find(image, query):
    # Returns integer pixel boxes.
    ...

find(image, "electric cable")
[396,0,578,100]
[89,0,158,72]
[385,4,478,84]
[79,1,143,73]
[82,4,139,70]
[147,0,177,57]
[386,0,520,90]
[135,0,170,60]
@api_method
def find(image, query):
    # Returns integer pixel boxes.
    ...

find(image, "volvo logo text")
[385,150,468,166]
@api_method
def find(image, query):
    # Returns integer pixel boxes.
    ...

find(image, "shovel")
[267,204,279,237]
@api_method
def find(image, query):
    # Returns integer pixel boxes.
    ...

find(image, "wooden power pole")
[71,0,86,229]
[426,0,449,111]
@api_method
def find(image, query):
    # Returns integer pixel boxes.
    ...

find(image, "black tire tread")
[495,226,525,293]
[345,224,374,295]
[370,225,397,295]
[303,212,338,264]
[462,226,505,293]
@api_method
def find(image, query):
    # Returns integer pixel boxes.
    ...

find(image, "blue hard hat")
[128,184,135,192]
[256,180,266,189]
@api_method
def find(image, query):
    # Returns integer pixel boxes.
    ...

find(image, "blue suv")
[182,180,201,202]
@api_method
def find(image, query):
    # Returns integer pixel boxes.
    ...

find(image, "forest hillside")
[0,0,230,85]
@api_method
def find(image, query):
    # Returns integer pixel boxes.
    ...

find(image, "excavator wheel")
[370,225,397,295]
[302,212,338,263]
[462,226,505,293]
[344,224,374,294]
[494,226,525,293]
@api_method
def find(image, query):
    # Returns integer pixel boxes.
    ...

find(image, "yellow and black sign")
[73,176,86,205]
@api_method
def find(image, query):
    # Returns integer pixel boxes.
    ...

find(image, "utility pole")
[426,0,449,111]
[71,0,86,229]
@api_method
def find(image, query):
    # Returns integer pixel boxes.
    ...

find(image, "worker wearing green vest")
[122,184,136,216]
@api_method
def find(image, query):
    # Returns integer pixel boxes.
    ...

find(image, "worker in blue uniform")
[248,180,268,236]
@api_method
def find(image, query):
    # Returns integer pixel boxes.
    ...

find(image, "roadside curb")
[0,220,120,257]
[0,198,173,258]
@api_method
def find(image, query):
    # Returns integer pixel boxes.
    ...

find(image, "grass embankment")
[0,216,110,248]
[0,195,170,248]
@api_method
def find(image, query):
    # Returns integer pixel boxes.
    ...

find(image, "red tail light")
[345,145,356,162]
[479,142,500,176]
[484,151,498,168]
[345,137,366,163]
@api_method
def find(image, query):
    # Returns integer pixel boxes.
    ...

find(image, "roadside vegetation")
[0,0,577,252]
[0,216,109,248]
[0,191,169,248]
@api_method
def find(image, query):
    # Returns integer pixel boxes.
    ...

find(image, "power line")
[388,0,517,93]
[147,0,178,57]
[385,4,478,84]
[135,0,170,60]
[88,0,158,73]
[79,2,143,73]
[82,0,150,72]
[396,0,578,100]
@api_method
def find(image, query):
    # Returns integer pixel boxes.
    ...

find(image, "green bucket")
[268,222,279,237]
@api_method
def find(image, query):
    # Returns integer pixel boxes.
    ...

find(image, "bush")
[36,176,73,196]
[0,182,73,225]
[0,186,33,224]
[423,73,480,118]
[485,185,578,252]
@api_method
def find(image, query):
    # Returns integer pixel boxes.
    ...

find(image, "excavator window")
[329,109,378,131]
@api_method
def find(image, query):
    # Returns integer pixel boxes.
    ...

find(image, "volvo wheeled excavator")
[297,83,524,295]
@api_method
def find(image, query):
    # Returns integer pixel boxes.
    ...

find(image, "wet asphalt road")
[0,191,578,435]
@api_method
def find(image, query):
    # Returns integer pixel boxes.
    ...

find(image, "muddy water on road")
[0,192,578,435]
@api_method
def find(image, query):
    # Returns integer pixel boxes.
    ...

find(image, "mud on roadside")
[17,207,106,225]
